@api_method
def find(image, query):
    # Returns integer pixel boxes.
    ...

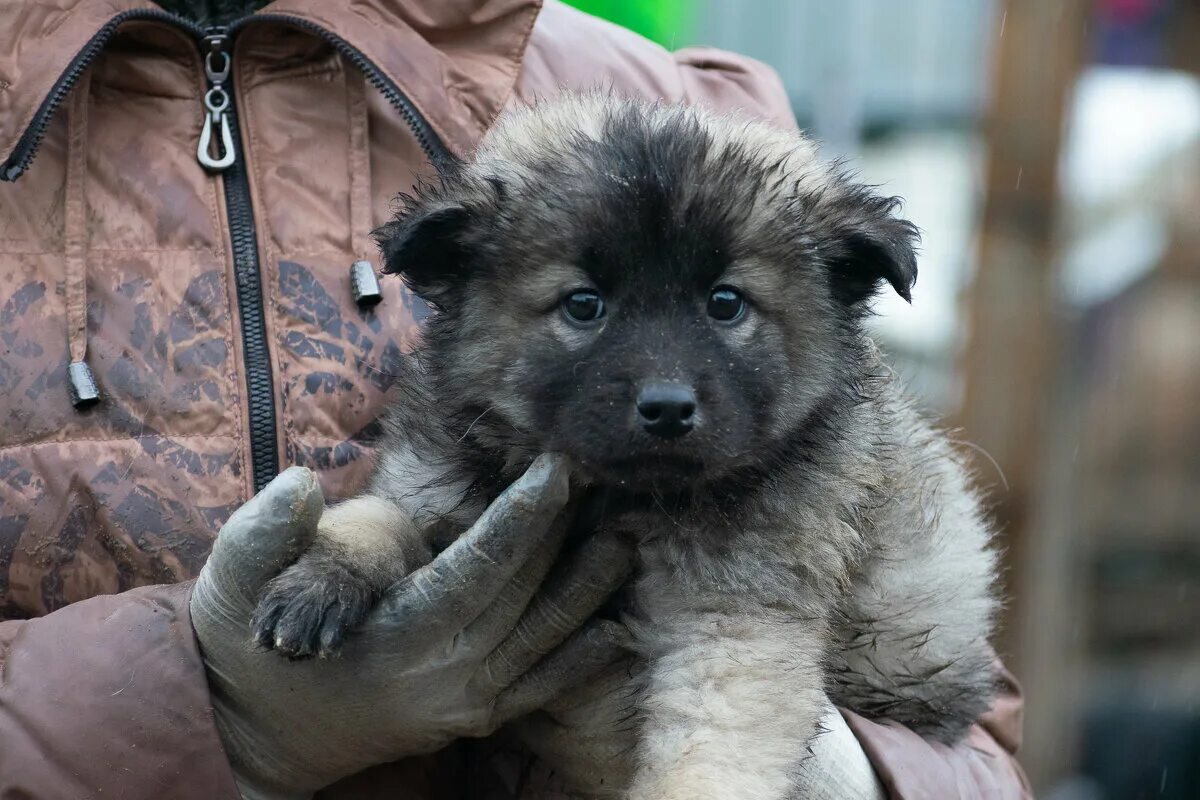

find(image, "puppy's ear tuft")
[825,191,919,305]
[374,203,473,306]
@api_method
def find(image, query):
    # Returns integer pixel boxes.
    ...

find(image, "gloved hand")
[191,454,633,800]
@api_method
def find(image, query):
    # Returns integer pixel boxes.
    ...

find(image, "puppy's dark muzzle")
[636,383,696,439]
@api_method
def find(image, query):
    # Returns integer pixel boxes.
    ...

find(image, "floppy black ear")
[825,193,919,305]
[374,204,474,307]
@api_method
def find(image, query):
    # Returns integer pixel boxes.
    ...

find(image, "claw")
[250,556,377,660]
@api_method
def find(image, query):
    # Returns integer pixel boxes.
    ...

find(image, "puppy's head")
[376,94,917,490]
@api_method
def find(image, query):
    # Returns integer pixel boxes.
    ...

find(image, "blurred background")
[565,1,1200,797]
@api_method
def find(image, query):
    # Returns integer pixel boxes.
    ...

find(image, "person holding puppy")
[0,1,1030,798]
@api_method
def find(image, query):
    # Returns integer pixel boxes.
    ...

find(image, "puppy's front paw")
[251,555,376,659]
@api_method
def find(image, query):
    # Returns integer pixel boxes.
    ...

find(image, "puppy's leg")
[251,495,431,659]
[629,613,828,800]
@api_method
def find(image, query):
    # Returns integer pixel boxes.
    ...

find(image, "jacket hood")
[0,0,542,174]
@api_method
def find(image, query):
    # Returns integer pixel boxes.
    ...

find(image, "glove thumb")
[197,467,325,611]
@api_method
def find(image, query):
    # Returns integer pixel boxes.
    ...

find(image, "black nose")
[636,383,697,439]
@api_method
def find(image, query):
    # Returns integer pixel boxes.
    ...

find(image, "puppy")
[252,93,999,800]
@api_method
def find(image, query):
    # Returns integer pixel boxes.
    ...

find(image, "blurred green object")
[562,0,695,48]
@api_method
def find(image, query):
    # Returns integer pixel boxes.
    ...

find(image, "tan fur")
[318,496,418,565]
[504,263,594,313]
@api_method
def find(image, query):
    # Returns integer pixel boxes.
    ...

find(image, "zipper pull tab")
[198,28,235,171]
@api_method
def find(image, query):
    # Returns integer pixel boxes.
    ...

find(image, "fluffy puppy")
[252,93,999,800]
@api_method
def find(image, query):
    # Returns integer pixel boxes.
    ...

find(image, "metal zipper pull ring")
[205,48,230,84]
[197,30,235,172]
[198,87,235,171]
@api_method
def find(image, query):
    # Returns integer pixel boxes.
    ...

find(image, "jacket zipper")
[2,10,451,180]
[197,30,236,172]
[2,11,452,494]
[201,26,279,493]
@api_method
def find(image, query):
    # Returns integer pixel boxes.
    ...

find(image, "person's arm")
[842,664,1033,800]
[0,584,241,799]
[1,457,634,799]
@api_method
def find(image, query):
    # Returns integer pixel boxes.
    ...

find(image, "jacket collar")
[0,0,541,171]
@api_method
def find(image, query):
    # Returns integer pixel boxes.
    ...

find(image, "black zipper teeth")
[3,11,452,182]
[4,10,452,493]
[213,51,279,494]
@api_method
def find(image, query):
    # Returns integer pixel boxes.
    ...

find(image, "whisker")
[456,405,495,444]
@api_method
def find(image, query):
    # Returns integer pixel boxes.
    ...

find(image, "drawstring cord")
[65,71,99,408]
[346,68,383,308]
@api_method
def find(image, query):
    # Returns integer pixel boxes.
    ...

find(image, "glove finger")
[492,619,631,723]
[198,466,325,609]
[457,502,574,652]
[469,531,633,697]
[373,453,570,636]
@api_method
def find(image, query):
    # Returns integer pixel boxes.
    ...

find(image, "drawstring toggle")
[68,361,100,408]
[349,260,383,307]
[197,29,235,172]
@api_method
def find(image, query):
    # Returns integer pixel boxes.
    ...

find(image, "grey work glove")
[191,455,633,800]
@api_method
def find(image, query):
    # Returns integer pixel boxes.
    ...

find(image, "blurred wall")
[694,0,995,147]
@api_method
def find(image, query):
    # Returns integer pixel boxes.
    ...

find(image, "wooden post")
[955,0,1090,789]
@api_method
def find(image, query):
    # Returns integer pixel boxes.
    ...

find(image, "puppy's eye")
[707,286,746,323]
[561,290,606,324]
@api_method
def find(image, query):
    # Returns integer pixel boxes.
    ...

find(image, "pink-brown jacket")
[0,1,1031,797]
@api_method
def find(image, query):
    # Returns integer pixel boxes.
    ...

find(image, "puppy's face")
[377,97,917,491]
